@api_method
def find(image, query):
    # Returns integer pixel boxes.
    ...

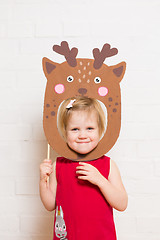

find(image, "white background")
[0,0,160,239]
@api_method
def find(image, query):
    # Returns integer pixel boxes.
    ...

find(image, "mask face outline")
[42,41,126,161]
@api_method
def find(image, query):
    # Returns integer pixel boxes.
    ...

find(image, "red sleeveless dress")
[53,155,117,240]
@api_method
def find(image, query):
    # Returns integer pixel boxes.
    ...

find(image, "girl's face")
[66,110,100,155]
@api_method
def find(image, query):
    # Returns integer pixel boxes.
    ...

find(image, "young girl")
[40,96,128,240]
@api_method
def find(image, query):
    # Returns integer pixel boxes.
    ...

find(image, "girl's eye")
[67,75,74,82]
[72,128,78,131]
[87,127,94,130]
[94,77,101,84]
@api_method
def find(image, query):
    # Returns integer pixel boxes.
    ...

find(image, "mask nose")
[78,88,87,95]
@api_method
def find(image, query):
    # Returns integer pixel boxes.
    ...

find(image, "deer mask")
[42,41,126,161]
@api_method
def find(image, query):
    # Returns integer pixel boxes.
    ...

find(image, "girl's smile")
[66,110,100,155]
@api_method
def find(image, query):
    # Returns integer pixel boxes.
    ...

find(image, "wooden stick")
[45,143,51,183]
[47,143,50,159]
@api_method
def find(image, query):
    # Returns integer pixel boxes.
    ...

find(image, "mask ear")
[42,57,59,79]
[111,61,126,83]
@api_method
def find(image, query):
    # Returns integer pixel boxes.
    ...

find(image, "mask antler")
[53,41,78,67]
[93,43,118,69]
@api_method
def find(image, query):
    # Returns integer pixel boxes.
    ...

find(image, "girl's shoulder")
[108,159,122,183]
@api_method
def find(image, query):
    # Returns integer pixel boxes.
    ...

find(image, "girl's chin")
[73,145,98,155]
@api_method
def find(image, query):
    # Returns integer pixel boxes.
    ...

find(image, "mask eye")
[67,75,74,82]
[55,223,59,229]
[62,224,66,230]
[94,77,101,84]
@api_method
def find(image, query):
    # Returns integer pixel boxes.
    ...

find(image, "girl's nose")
[78,131,87,138]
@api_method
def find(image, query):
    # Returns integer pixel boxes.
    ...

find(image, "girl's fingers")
[78,175,88,180]
[76,164,91,171]
[76,166,87,170]
[43,159,52,164]
[76,170,88,175]
[78,162,89,166]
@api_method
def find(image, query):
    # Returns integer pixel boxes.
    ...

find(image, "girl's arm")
[98,159,128,211]
[39,159,57,211]
[76,159,128,211]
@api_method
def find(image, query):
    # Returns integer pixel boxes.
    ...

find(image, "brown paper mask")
[42,41,126,161]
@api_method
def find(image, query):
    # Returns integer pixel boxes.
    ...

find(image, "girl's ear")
[111,61,126,83]
[42,57,60,79]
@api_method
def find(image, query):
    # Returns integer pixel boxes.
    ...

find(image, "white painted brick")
[0,39,19,56]
[0,54,41,71]
[0,89,17,108]
[16,0,51,3]
[117,233,160,240]
[90,21,134,38]
[137,140,160,157]
[114,214,137,234]
[0,160,39,177]
[16,177,39,195]
[14,88,44,106]
[0,197,51,224]
[17,71,46,88]
[0,177,15,196]
[124,195,136,215]
[0,235,32,240]
[0,216,19,232]
[131,178,160,194]
[0,197,17,215]
[0,71,16,88]
[121,122,160,140]
[35,21,63,37]
[117,160,153,178]
[8,23,34,38]
[135,196,160,217]
[16,196,50,215]
[122,87,160,105]
[19,38,55,55]
[0,142,21,160]
[0,107,20,123]
[0,124,32,141]
[123,105,160,123]
[63,21,90,37]
[137,216,160,233]
[0,5,12,20]
[15,162,40,177]
[20,215,53,234]
[108,140,137,159]
[19,105,43,125]
[0,23,7,38]
[32,123,46,141]
[126,35,160,56]
[20,141,47,161]
[0,196,48,216]
[12,3,64,22]
[154,158,160,177]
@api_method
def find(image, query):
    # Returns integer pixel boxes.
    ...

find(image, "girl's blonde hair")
[57,96,106,140]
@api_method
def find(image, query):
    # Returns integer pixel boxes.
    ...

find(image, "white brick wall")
[0,0,160,239]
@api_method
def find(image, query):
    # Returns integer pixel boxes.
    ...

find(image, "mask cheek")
[54,84,65,94]
[98,87,108,96]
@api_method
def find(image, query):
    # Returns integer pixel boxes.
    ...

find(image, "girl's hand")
[40,159,53,182]
[76,162,104,186]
